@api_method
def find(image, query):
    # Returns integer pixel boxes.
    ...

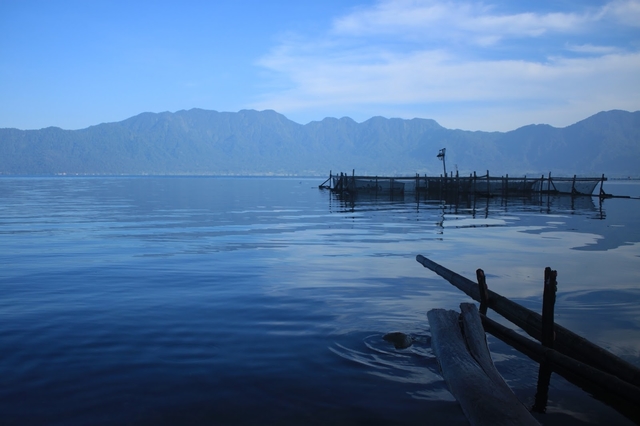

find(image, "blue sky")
[1,0,639,131]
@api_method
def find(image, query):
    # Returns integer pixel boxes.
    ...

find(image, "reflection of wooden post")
[476,269,489,315]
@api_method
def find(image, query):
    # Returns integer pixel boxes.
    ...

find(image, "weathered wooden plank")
[416,254,640,388]
[428,305,540,426]
[459,303,506,388]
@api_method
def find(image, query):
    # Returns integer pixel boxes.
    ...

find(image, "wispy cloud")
[331,1,591,42]
[253,0,640,131]
[601,0,640,27]
[564,43,621,54]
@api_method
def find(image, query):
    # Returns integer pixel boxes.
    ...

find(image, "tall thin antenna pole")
[437,148,447,177]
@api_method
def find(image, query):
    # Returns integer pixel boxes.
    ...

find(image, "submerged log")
[416,254,640,388]
[428,303,540,426]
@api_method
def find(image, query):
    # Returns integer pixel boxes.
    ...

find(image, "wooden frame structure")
[320,170,607,198]
[417,255,640,423]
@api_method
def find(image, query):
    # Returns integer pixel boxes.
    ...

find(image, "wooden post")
[486,170,490,196]
[505,174,509,198]
[546,172,552,210]
[473,171,477,198]
[533,267,557,413]
[541,267,557,348]
[476,269,489,315]
[533,362,553,413]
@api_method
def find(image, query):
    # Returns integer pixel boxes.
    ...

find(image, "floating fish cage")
[320,171,606,197]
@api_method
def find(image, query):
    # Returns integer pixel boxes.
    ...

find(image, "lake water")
[1,177,639,425]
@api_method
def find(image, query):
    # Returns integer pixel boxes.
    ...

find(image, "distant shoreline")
[0,173,639,180]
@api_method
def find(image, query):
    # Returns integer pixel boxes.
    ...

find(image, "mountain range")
[1,108,639,177]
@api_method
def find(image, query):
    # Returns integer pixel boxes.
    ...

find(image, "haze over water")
[1,177,639,425]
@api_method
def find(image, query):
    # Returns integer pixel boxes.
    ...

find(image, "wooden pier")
[320,170,607,198]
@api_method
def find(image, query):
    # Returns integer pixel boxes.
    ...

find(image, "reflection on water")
[332,190,604,220]
[0,177,638,426]
[329,185,640,253]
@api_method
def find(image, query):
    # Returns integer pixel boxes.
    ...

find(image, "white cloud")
[565,43,621,54]
[253,0,640,131]
[601,0,640,27]
[331,0,594,43]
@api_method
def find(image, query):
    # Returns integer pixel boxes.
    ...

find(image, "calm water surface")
[1,177,639,425]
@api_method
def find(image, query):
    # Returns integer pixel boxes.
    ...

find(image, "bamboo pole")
[416,254,640,387]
